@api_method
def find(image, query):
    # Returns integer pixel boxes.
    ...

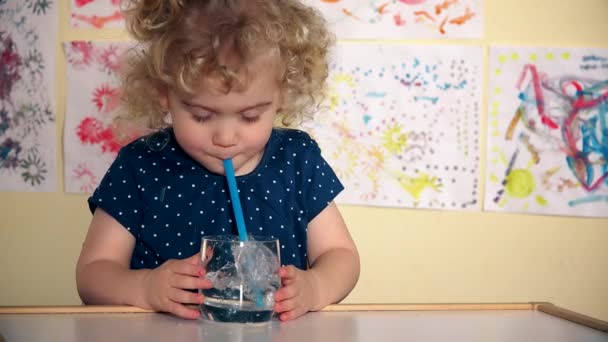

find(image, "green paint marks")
[505,168,535,198]
[535,195,547,206]
[529,53,537,62]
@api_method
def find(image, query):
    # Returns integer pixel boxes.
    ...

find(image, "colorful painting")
[486,46,608,217]
[64,41,142,193]
[70,0,123,29]
[302,43,482,210]
[0,1,57,192]
[304,0,483,39]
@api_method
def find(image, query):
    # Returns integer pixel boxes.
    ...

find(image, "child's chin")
[198,159,225,175]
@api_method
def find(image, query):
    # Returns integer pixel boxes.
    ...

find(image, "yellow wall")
[1,0,607,321]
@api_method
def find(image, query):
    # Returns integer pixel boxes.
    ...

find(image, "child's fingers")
[166,300,201,320]
[281,277,296,286]
[279,307,306,322]
[274,297,297,313]
[170,274,212,290]
[171,260,203,277]
[169,287,205,305]
[279,265,298,279]
[274,284,297,302]
[182,252,202,266]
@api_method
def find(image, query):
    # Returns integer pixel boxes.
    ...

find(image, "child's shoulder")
[118,128,173,156]
[264,128,324,169]
[272,128,319,149]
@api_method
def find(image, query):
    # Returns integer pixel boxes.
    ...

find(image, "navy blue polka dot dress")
[88,127,344,270]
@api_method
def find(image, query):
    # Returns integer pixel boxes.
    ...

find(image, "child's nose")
[212,126,237,148]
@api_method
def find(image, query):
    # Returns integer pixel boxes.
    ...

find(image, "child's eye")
[241,114,260,123]
[191,113,212,123]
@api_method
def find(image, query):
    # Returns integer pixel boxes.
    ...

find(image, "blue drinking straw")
[223,159,264,307]
[223,159,248,242]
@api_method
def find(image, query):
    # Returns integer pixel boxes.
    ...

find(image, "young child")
[76,0,359,321]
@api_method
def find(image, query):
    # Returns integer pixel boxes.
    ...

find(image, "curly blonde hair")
[118,0,334,130]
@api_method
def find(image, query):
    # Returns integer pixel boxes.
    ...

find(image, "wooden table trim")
[1,302,607,333]
[0,302,537,314]
[536,303,608,333]
[0,306,153,314]
[321,303,535,311]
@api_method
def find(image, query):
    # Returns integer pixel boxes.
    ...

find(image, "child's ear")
[156,86,169,112]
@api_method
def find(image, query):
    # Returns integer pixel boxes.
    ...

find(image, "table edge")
[0,303,534,314]
[1,303,606,332]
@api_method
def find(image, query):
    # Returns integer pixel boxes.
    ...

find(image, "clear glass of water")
[199,235,281,323]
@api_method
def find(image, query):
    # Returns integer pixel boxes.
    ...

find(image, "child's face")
[162,58,281,176]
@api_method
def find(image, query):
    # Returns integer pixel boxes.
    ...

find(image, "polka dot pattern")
[88,128,343,270]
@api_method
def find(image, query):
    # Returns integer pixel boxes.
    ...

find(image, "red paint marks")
[435,0,458,15]
[414,10,435,22]
[516,64,559,130]
[92,84,121,113]
[342,8,362,21]
[400,79,422,87]
[449,7,475,25]
[75,0,121,9]
[0,34,22,101]
[518,65,608,192]
[377,2,390,15]
[398,0,426,4]
[75,0,95,7]
[76,117,121,153]
[68,41,95,67]
[561,80,608,191]
[99,44,122,73]
[438,16,448,34]
[393,13,406,26]
[71,10,122,29]
[73,163,97,193]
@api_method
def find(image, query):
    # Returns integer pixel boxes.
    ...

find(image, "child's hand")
[141,253,212,320]
[273,265,320,321]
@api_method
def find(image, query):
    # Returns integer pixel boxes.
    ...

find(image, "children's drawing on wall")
[486,46,608,217]
[304,0,482,39]
[0,1,57,192]
[302,44,482,210]
[71,0,123,29]
[64,41,145,193]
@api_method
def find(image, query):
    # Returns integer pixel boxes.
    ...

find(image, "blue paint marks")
[414,96,439,104]
[437,80,468,90]
[363,114,372,124]
[582,55,608,63]
[365,92,387,98]
[400,73,421,87]
[569,195,608,207]
[565,86,608,190]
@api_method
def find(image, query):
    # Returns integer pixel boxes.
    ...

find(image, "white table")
[1,303,606,342]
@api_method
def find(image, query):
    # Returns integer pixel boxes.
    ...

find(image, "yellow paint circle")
[505,169,535,198]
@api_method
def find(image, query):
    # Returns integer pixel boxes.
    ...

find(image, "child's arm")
[76,208,211,319]
[274,201,360,321]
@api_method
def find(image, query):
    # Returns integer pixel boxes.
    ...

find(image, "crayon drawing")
[70,0,123,29]
[486,46,608,217]
[0,1,57,192]
[304,0,483,39]
[302,43,482,210]
[64,41,144,193]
